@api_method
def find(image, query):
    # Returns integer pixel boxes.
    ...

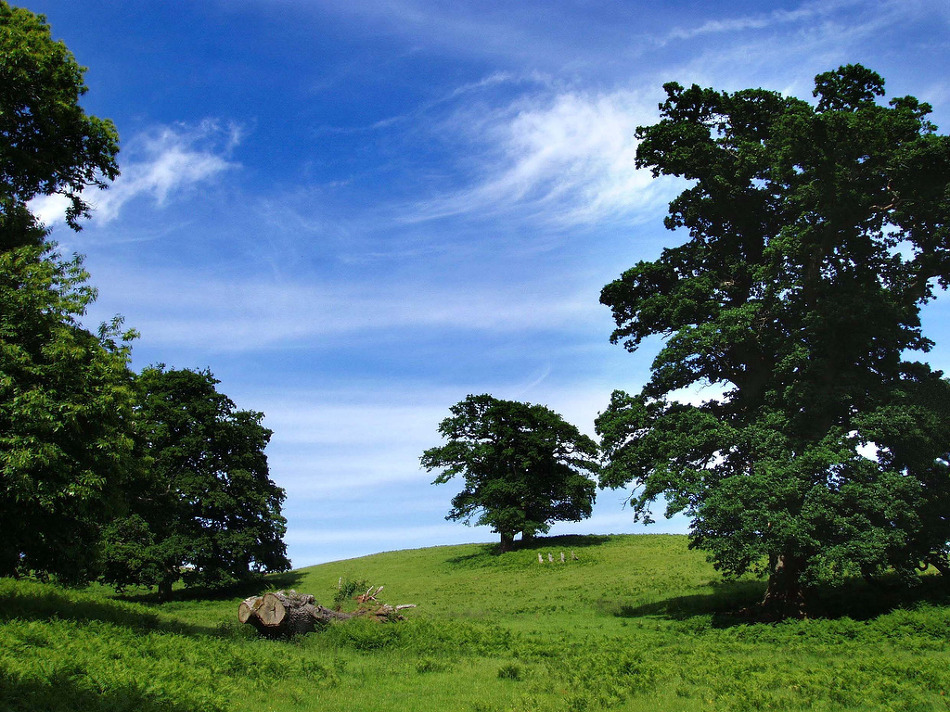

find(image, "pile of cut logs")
[238,588,415,637]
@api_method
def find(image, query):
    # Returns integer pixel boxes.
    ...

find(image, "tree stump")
[239,589,415,637]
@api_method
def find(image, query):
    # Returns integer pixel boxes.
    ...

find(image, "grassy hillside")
[2,534,948,712]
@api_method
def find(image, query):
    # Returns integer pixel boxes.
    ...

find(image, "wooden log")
[258,592,287,627]
[239,589,416,637]
[238,595,263,624]
[309,604,353,624]
[281,598,316,635]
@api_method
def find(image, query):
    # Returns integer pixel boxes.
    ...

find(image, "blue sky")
[25,0,950,567]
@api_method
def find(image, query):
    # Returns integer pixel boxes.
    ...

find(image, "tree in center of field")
[422,394,599,551]
[596,65,950,616]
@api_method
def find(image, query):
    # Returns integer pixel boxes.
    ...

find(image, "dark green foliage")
[319,615,515,658]
[333,576,369,608]
[497,663,522,680]
[0,668,224,712]
[0,577,160,631]
[101,367,290,598]
[0,3,131,583]
[422,395,599,550]
[0,582,333,712]
[0,5,290,598]
[0,1,119,245]
[598,65,950,614]
[0,243,136,582]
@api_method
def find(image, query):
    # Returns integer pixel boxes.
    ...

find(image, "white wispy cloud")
[30,120,240,228]
[265,400,446,447]
[661,0,859,43]
[84,267,603,352]
[270,447,432,496]
[273,0,586,68]
[411,88,677,226]
[284,522,495,549]
[359,71,524,132]
[656,0,950,99]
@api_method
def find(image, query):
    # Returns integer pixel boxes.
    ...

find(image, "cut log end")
[258,592,288,627]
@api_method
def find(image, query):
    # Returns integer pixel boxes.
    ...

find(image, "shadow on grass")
[0,569,303,637]
[614,579,765,624]
[806,574,950,620]
[113,570,306,605]
[614,574,950,625]
[445,534,611,565]
[516,534,612,551]
[0,669,224,712]
[0,580,163,632]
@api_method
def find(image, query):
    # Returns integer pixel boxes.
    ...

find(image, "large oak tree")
[101,367,290,600]
[597,65,950,616]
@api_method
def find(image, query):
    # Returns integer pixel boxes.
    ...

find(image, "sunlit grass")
[2,534,949,711]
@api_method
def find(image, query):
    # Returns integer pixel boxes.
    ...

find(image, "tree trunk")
[761,553,807,619]
[239,590,415,638]
[0,547,19,579]
[158,576,174,603]
[499,532,515,552]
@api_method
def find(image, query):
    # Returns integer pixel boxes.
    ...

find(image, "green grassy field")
[2,534,948,712]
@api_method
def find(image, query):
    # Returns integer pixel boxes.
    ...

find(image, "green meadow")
[2,534,948,712]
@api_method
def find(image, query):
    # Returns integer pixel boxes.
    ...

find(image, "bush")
[497,663,523,680]
[333,576,368,609]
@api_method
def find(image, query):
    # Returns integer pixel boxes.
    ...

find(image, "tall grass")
[2,535,948,711]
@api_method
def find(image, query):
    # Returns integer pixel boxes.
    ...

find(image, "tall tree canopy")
[0,3,131,582]
[597,65,950,616]
[0,244,136,582]
[0,1,119,245]
[102,367,290,599]
[422,394,599,551]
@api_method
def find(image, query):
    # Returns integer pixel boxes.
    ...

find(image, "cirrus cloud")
[411,87,678,227]
[30,120,241,228]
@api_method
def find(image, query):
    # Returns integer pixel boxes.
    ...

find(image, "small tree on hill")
[422,394,599,551]
[597,65,950,617]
